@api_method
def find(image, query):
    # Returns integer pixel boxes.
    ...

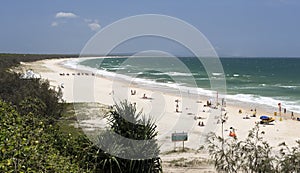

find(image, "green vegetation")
[0,73,64,120]
[0,53,75,70]
[102,100,162,173]
[0,100,81,172]
[207,125,300,172]
[0,54,72,120]
[0,54,162,172]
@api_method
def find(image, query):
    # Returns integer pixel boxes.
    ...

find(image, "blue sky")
[0,0,300,57]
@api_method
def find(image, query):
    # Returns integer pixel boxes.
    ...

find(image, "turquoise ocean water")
[75,57,300,113]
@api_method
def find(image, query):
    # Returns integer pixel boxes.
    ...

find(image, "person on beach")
[131,90,136,95]
[229,131,236,138]
[142,93,147,99]
[176,103,179,113]
[198,121,204,126]
[224,112,228,121]
[229,127,237,138]
[243,114,249,119]
[291,112,294,120]
[252,109,257,117]
[206,100,211,107]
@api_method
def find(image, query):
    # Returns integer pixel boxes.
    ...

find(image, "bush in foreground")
[207,124,300,172]
[0,100,80,172]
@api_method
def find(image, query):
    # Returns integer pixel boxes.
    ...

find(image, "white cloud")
[52,12,101,31]
[55,12,78,18]
[51,22,58,27]
[88,22,101,31]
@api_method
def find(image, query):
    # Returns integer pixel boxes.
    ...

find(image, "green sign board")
[172,132,188,142]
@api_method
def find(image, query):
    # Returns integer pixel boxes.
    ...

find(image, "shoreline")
[17,57,300,171]
[63,57,298,118]
[71,57,300,113]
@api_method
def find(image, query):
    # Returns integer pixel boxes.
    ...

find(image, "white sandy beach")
[18,57,300,172]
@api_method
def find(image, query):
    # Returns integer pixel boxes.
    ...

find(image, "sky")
[0,0,300,57]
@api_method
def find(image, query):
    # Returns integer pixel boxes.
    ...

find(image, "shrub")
[98,100,162,173]
[0,100,80,172]
[207,124,300,173]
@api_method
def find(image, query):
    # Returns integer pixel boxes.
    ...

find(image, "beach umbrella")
[260,115,269,120]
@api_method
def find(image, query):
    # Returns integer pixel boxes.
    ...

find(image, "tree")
[98,100,162,173]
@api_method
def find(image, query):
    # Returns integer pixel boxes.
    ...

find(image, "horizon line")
[1,52,300,58]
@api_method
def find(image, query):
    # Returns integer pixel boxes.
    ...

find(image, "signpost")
[171,132,188,151]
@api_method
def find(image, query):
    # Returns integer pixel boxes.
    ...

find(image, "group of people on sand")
[132,90,150,100]
[206,100,212,107]
[275,104,300,121]
[130,90,136,95]
[290,111,300,121]
[277,103,299,121]
[240,108,257,119]
[203,100,219,109]
[239,105,300,123]
[59,72,95,76]
[128,89,153,100]
[174,98,208,126]
[198,121,205,126]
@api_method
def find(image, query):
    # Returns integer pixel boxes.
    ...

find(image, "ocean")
[68,57,300,113]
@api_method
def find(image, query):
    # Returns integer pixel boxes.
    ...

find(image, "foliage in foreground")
[0,100,81,172]
[0,72,64,120]
[98,100,163,173]
[0,55,163,172]
[207,124,300,173]
[0,98,163,173]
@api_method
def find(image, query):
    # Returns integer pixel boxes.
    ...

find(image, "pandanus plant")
[97,100,162,173]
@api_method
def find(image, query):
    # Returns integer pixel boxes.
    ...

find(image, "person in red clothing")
[229,127,237,138]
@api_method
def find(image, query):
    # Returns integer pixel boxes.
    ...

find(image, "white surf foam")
[62,58,300,114]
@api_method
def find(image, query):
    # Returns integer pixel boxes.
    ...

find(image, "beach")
[17,57,300,172]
